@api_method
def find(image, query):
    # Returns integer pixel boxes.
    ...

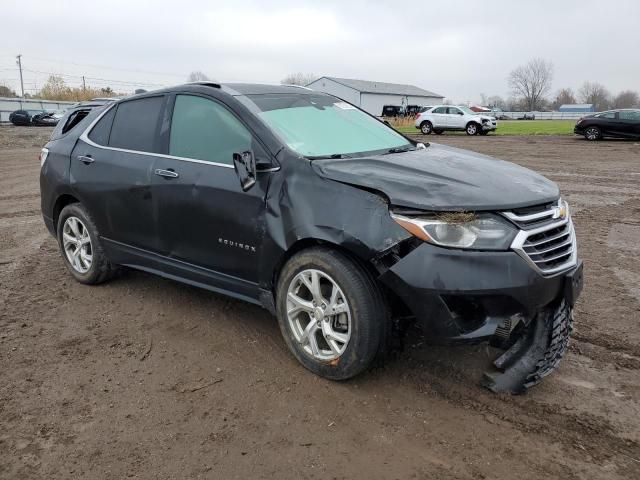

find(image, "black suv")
[40,83,583,393]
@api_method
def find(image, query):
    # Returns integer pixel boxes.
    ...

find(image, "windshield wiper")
[307,153,352,160]
[385,146,416,154]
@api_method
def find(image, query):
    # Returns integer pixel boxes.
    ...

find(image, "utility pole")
[16,54,24,97]
[82,76,86,91]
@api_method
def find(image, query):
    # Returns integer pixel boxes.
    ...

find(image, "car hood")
[310,143,559,211]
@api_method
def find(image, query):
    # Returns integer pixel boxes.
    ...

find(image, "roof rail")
[281,84,313,91]
[186,81,221,88]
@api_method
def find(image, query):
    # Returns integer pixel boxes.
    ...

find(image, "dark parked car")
[381,105,404,117]
[32,110,66,126]
[39,83,582,393]
[574,109,640,140]
[9,109,46,126]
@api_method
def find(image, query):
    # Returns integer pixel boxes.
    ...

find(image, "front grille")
[503,200,577,276]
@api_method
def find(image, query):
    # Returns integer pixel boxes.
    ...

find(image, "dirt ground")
[1,124,639,479]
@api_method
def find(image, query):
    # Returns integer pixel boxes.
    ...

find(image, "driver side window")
[169,95,252,165]
[447,107,461,115]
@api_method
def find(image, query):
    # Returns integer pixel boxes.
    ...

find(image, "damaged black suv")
[40,83,583,393]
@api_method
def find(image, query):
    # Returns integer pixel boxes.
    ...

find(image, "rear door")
[618,110,640,136]
[70,95,166,253]
[151,93,271,290]
[430,106,448,127]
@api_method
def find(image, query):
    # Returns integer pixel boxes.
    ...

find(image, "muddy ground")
[1,124,639,479]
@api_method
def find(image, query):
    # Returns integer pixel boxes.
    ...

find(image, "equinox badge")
[219,237,256,253]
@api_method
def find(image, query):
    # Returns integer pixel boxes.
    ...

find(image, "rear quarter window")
[50,107,100,141]
[108,96,164,152]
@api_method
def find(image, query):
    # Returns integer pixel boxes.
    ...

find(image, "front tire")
[420,121,433,135]
[584,126,601,141]
[466,122,479,135]
[276,247,388,380]
[57,203,118,285]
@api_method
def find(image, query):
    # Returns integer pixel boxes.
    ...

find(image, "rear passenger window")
[88,107,116,145]
[109,96,164,152]
[433,107,447,114]
[169,94,251,165]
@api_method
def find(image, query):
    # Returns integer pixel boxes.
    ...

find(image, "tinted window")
[595,111,616,119]
[432,107,447,114]
[169,95,251,165]
[109,96,164,152]
[619,110,640,121]
[88,107,116,144]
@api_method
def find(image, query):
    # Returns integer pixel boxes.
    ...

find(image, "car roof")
[129,82,322,99]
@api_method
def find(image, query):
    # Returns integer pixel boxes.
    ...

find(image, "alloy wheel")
[62,216,93,273]
[286,269,352,361]
[585,127,600,141]
[467,124,478,135]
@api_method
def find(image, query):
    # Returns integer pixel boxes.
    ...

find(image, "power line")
[21,68,167,88]
[15,54,187,79]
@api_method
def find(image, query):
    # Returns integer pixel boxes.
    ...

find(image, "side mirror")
[232,151,256,191]
[458,111,464,115]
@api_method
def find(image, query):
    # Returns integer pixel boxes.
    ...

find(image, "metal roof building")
[559,103,595,113]
[306,76,444,116]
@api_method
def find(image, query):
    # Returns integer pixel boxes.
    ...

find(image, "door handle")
[77,155,94,164]
[155,168,179,179]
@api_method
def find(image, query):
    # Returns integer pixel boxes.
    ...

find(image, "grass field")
[394,120,576,136]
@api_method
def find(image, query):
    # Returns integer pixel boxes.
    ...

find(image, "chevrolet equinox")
[40,83,583,393]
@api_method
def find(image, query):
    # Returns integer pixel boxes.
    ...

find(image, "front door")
[152,93,271,292]
[447,107,466,129]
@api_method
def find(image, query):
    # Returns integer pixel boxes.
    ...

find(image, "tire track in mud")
[401,363,640,474]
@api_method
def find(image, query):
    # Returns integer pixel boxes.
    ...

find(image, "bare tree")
[0,84,17,97]
[612,90,639,109]
[579,82,611,111]
[280,72,316,86]
[508,58,553,111]
[552,88,576,110]
[487,95,506,110]
[187,71,211,82]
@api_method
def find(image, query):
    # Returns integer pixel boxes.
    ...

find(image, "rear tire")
[584,126,601,141]
[420,121,433,135]
[276,247,388,380]
[466,122,479,135]
[57,203,118,285]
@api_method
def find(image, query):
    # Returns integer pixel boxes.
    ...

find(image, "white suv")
[415,105,497,136]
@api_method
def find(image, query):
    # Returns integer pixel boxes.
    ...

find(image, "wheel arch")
[52,193,81,229]
[270,237,380,292]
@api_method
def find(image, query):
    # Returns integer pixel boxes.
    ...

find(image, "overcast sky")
[1,0,639,103]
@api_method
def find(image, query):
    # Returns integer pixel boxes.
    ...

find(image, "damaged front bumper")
[378,242,583,393]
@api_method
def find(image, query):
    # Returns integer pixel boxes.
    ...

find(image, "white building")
[306,76,444,116]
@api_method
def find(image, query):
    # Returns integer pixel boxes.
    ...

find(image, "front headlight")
[391,212,517,250]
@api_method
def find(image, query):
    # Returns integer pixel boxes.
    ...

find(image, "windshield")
[243,93,412,158]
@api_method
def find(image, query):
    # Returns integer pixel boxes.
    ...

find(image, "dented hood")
[310,143,559,211]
